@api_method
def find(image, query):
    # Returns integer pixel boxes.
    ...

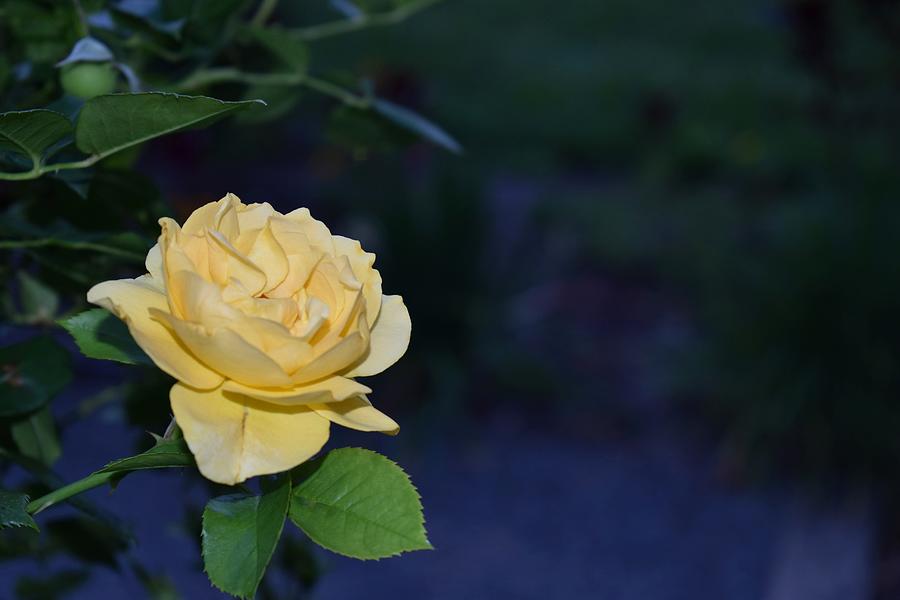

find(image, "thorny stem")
[26,471,117,515]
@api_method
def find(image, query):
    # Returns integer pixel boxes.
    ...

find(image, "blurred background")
[2,0,900,598]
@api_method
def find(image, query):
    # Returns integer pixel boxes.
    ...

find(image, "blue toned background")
[3,0,900,598]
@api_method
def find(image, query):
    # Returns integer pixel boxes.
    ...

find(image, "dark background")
[3,0,900,598]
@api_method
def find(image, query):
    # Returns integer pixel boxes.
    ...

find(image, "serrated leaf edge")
[201,475,291,599]
[289,447,432,561]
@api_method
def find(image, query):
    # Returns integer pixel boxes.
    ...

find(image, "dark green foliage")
[0,337,70,418]
[59,309,151,365]
[0,490,38,531]
[202,475,291,599]
[289,448,431,559]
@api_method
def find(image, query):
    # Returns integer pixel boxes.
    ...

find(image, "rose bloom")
[88,194,410,484]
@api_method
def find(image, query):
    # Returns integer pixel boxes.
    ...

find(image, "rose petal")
[206,230,266,296]
[235,202,277,246]
[284,207,335,254]
[181,193,240,239]
[221,376,371,406]
[166,269,240,327]
[87,277,223,389]
[333,235,382,322]
[343,294,411,378]
[247,222,289,293]
[291,313,370,384]
[145,243,164,289]
[312,396,399,434]
[151,309,293,387]
[227,315,314,374]
[171,383,330,485]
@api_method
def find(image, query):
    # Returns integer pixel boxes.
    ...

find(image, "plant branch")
[0,156,101,181]
[250,0,279,27]
[71,0,89,37]
[0,238,145,262]
[27,471,116,515]
[295,0,443,41]
[174,68,370,109]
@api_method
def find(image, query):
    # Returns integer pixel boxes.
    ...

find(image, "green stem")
[174,69,370,109]
[295,0,442,41]
[27,471,116,515]
[250,0,279,27]
[0,156,100,182]
[71,0,89,37]
[0,238,145,262]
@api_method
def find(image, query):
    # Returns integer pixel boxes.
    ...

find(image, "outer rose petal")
[333,235,382,323]
[284,207,335,254]
[181,193,240,239]
[221,376,371,406]
[150,309,294,388]
[343,294,411,378]
[171,384,330,485]
[87,278,223,390]
[145,243,164,288]
[312,396,399,434]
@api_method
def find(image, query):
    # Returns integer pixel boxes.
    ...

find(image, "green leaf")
[97,438,194,474]
[0,490,38,531]
[75,93,265,160]
[59,308,151,365]
[0,337,71,418]
[17,271,60,324]
[202,474,292,599]
[0,110,73,169]
[289,448,431,559]
[11,406,61,466]
[372,99,461,154]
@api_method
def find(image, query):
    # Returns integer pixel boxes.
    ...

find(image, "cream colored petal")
[151,310,293,388]
[291,296,329,341]
[87,278,223,389]
[158,217,214,315]
[221,376,371,406]
[291,313,370,384]
[171,383,330,485]
[181,193,241,238]
[229,295,298,327]
[283,207,335,254]
[268,253,322,299]
[145,243,164,288]
[235,202,277,235]
[312,396,399,434]
[343,294,411,378]
[227,316,314,374]
[166,269,240,327]
[247,222,289,294]
[207,230,266,296]
[269,217,317,254]
[305,262,340,316]
[333,235,382,322]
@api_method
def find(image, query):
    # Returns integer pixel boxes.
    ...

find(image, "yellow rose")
[87,194,410,484]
